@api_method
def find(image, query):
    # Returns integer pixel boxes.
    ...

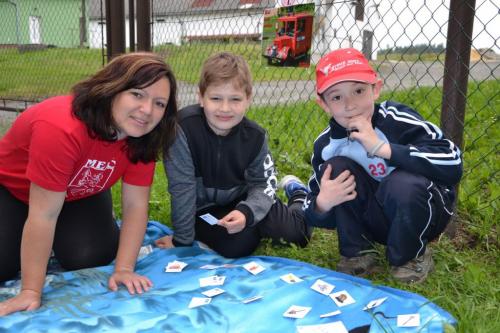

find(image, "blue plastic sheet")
[0,221,456,332]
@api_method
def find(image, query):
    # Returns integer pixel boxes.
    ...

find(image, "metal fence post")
[105,0,126,61]
[136,0,151,51]
[129,0,135,52]
[440,0,476,237]
[441,0,476,149]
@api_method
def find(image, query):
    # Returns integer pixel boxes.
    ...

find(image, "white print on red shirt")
[68,159,116,197]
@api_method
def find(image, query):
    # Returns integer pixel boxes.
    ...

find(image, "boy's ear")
[372,79,383,100]
[197,91,203,107]
[316,95,327,110]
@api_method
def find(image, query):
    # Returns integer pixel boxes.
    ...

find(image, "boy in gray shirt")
[155,52,311,257]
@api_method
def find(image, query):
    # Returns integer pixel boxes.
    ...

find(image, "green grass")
[0,48,103,100]
[0,44,315,101]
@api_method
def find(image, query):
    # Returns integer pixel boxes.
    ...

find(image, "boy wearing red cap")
[302,48,462,283]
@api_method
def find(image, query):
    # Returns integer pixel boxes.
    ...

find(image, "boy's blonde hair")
[199,52,252,97]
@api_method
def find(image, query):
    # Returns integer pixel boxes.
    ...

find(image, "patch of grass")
[0,43,315,101]
[155,42,315,84]
[0,48,103,100]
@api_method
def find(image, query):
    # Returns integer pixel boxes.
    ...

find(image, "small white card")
[319,310,341,318]
[397,313,420,327]
[330,290,356,307]
[200,263,238,270]
[242,295,263,304]
[201,287,225,297]
[188,297,211,309]
[165,260,188,273]
[280,273,303,284]
[283,305,311,319]
[363,297,388,310]
[199,213,219,225]
[137,244,153,260]
[297,321,349,333]
[310,279,335,295]
[199,275,226,287]
[243,261,265,275]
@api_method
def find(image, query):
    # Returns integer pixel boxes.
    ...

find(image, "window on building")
[354,0,364,21]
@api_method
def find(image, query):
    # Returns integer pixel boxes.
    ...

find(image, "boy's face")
[317,80,382,129]
[199,81,251,136]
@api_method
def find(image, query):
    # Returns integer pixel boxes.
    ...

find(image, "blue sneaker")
[278,175,309,200]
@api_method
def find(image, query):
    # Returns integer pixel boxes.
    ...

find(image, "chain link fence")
[0,0,498,241]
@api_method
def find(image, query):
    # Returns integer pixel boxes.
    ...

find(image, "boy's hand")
[155,235,174,249]
[346,116,379,152]
[219,210,246,234]
[315,164,357,213]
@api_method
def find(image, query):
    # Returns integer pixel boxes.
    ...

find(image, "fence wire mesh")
[0,0,498,239]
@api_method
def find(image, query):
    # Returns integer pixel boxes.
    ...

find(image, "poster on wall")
[261,2,315,67]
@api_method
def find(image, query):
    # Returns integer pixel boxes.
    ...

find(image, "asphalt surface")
[1,61,498,115]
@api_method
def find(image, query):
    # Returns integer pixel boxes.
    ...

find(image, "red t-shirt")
[0,95,155,203]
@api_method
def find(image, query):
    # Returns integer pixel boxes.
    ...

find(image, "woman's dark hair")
[71,52,178,163]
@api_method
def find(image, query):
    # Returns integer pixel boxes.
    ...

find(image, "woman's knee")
[55,245,118,271]
[0,261,20,283]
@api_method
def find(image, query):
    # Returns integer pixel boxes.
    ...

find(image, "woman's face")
[111,77,170,140]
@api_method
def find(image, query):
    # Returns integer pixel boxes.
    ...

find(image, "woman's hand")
[154,235,174,249]
[0,289,41,316]
[108,270,153,295]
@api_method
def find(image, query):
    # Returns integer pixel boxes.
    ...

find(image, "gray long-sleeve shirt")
[164,104,277,246]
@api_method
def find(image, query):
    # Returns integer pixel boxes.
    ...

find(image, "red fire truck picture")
[263,13,314,66]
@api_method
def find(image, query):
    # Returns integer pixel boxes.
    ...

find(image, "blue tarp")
[0,221,456,332]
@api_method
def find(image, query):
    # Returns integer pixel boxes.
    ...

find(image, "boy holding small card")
[303,48,462,283]
[155,52,312,257]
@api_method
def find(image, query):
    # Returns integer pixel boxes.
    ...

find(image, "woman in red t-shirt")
[0,52,178,316]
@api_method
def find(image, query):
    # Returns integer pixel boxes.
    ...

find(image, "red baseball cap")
[316,48,377,94]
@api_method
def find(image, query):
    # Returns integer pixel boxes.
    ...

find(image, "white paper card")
[319,310,341,318]
[397,314,420,327]
[137,244,153,260]
[199,213,219,225]
[243,261,265,275]
[188,297,211,309]
[202,288,225,297]
[165,260,188,273]
[283,305,311,319]
[363,297,388,310]
[330,290,356,307]
[199,275,226,287]
[280,273,303,284]
[310,279,335,295]
[242,295,263,304]
[297,321,349,333]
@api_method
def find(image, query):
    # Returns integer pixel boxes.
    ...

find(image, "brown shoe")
[390,248,434,283]
[336,253,377,276]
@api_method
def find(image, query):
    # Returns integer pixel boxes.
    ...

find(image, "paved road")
[1,61,498,115]
[178,60,500,107]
